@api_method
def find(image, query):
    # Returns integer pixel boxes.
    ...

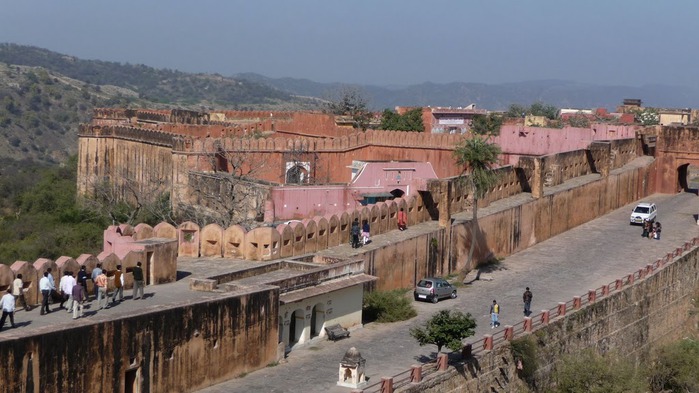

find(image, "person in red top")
[397,208,407,231]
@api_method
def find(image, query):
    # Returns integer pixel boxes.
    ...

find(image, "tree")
[409,309,476,353]
[528,102,559,120]
[453,135,501,268]
[647,339,699,392]
[324,87,372,130]
[380,108,424,132]
[470,113,503,136]
[635,108,659,126]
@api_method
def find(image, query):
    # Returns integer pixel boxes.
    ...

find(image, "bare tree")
[176,139,271,228]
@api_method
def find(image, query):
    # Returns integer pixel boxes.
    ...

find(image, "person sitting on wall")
[362,220,371,245]
[350,218,361,249]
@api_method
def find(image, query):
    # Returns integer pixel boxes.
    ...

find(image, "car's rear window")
[417,280,432,288]
[634,206,650,214]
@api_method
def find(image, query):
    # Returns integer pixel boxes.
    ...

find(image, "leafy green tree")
[505,104,527,118]
[529,102,559,120]
[470,113,503,136]
[410,309,477,353]
[453,136,501,267]
[553,350,644,393]
[380,108,424,132]
[647,339,699,392]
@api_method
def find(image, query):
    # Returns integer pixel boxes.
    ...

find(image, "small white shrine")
[337,347,366,388]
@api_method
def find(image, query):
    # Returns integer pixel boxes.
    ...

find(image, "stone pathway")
[197,191,699,393]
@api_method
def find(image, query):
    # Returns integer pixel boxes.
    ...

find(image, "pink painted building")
[269,161,438,220]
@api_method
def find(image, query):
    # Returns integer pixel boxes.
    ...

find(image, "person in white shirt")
[39,271,54,315]
[59,272,77,312]
[12,274,28,311]
[0,288,17,330]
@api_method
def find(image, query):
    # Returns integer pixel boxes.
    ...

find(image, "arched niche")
[314,216,329,251]
[276,224,294,258]
[289,221,306,257]
[338,211,351,245]
[178,221,201,257]
[303,219,318,254]
[326,214,340,248]
[223,225,247,258]
[10,261,38,307]
[244,227,281,261]
[154,222,177,239]
[133,223,154,240]
[200,224,224,257]
[55,256,79,279]
[76,254,98,296]
[376,202,389,235]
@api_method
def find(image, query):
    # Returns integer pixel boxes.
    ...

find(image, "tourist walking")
[95,270,109,310]
[653,222,662,240]
[59,271,76,312]
[71,280,86,319]
[0,288,17,331]
[350,218,361,249]
[12,274,28,311]
[523,287,533,316]
[641,220,651,238]
[77,265,89,290]
[112,265,124,304]
[91,263,103,300]
[490,299,500,328]
[397,208,407,231]
[132,262,145,300]
[361,220,371,245]
[39,271,54,315]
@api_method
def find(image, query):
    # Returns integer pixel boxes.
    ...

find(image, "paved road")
[197,191,699,393]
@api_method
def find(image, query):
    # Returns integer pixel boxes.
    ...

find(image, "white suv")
[630,202,657,225]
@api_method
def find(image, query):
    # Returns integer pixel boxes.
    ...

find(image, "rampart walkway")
[198,190,699,393]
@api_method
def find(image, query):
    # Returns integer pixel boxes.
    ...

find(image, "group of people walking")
[0,262,146,332]
[641,220,662,240]
[489,287,534,329]
[349,208,409,248]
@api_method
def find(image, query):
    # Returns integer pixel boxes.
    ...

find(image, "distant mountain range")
[0,42,698,166]
[236,72,699,111]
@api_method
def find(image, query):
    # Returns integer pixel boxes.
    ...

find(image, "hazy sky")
[0,1,696,88]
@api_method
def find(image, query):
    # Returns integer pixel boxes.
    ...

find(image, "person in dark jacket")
[350,218,361,248]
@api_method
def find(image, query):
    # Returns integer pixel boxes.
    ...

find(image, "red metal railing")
[351,236,699,393]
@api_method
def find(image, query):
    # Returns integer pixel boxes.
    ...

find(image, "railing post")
[523,317,532,332]
[381,377,393,393]
[602,284,610,297]
[573,296,581,309]
[461,343,472,358]
[588,289,596,303]
[557,302,566,317]
[504,325,514,341]
[410,365,422,383]
[615,279,623,290]
[646,264,653,276]
[437,353,448,371]
[628,273,634,285]
[541,310,550,325]
[483,335,493,351]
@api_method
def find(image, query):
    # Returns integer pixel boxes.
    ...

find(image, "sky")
[0,1,696,88]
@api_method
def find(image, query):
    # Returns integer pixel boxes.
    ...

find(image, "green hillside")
[0,43,321,165]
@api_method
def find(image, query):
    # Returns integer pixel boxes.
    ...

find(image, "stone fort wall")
[0,286,279,393]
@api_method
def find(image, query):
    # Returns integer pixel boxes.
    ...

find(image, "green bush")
[552,349,644,393]
[363,289,416,323]
[647,339,699,392]
[510,335,539,385]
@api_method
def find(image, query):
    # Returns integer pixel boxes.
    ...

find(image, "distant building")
[397,105,487,134]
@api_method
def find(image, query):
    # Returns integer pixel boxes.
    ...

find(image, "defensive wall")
[0,286,279,393]
[109,136,642,267]
[0,237,177,310]
[654,125,699,193]
[355,237,699,393]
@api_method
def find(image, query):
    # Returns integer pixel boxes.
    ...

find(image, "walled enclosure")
[0,287,279,393]
[400,239,699,393]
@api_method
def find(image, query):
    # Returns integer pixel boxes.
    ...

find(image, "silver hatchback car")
[413,277,457,303]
